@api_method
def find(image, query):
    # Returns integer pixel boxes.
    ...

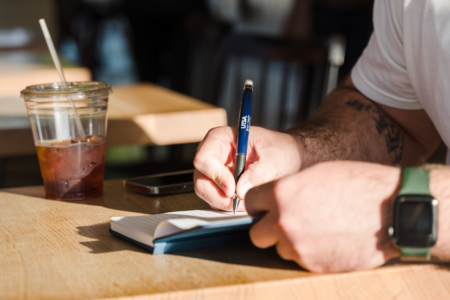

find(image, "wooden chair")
[207,33,346,130]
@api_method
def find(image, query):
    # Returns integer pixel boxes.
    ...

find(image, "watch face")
[393,195,437,247]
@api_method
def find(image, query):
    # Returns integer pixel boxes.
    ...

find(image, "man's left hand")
[245,161,401,273]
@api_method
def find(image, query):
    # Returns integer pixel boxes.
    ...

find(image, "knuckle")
[306,263,328,274]
[271,181,286,201]
[277,218,291,235]
[203,127,216,139]
[193,170,200,181]
[276,243,293,261]
[205,126,227,139]
[293,243,311,259]
[291,244,327,273]
[193,155,204,170]
[211,168,225,185]
[195,141,203,153]
[194,130,222,169]
[276,220,299,248]
[194,180,207,200]
[247,163,275,184]
[194,156,213,175]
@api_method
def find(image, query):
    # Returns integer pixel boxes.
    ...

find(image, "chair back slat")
[209,33,346,130]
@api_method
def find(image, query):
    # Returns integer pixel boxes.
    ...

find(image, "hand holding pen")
[193,83,302,212]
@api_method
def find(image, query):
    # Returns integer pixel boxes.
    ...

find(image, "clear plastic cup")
[21,82,112,200]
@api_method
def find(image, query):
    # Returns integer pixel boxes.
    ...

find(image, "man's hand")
[245,161,401,273]
[194,126,302,211]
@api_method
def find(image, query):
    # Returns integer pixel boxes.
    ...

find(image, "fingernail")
[238,179,253,199]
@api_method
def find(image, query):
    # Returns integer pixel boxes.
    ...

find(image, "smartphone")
[124,170,195,196]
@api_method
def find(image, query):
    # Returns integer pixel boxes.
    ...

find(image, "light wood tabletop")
[0,83,227,157]
[0,53,92,98]
[1,181,450,300]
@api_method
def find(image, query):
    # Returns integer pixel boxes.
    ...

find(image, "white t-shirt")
[351,0,450,162]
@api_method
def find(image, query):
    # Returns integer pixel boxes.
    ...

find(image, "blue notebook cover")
[109,214,258,254]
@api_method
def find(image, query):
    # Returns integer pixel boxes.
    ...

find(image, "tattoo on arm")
[346,100,404,164]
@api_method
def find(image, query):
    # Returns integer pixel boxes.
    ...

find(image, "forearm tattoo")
[346,100,404,164]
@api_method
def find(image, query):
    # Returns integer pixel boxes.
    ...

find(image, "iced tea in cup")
[21,82,112,200]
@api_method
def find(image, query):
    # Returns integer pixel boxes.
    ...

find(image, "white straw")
[39,19,86,140]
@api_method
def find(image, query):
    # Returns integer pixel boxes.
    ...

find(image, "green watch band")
[399,247,431,261]
[397,168,432,261]
[398,168,431,195]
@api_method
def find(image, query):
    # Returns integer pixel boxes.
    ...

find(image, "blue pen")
[233,79,253,214]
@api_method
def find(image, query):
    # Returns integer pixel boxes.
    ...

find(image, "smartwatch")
[389,168,438,261]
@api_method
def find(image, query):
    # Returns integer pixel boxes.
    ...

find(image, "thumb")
[236,160,277,200]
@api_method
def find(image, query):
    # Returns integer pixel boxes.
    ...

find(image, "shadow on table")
[174,243,304,271]
[76,221,303,271]
[77,221,148,255]
[384,258,450,268]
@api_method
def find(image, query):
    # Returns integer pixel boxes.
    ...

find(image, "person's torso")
[402,0,450,161]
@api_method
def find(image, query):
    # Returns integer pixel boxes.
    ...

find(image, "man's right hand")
[193,126,302,211]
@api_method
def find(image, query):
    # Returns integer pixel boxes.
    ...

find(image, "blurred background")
[2,0,407,188]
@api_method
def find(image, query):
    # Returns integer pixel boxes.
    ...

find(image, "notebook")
[109,210,257,254]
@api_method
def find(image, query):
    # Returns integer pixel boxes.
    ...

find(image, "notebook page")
[111,210,250,246]
[154,210,249,238]
[110,213,195,247]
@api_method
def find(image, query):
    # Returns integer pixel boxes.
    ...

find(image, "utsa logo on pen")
[241,116,250,131]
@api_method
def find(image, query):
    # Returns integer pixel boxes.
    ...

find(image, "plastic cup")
[21,82,112,200]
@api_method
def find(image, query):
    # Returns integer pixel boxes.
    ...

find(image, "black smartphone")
[123,170,195,196]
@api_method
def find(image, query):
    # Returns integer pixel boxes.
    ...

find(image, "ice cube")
[71,137,85,144]
[86,135,103,144]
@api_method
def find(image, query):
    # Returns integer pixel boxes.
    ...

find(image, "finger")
[236,128,298,200]
[244,181,276,216]
[236,160,277,200]
[276,239,298,262]
[194,127,236,198]
[249,212,279,248]
[194,170,234,211]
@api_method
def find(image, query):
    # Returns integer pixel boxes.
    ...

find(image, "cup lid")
[21,81,112,99]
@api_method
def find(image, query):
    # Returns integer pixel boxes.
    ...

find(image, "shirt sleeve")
[351,0,422,110]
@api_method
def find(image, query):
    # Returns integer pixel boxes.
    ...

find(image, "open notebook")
[109,210,257,254]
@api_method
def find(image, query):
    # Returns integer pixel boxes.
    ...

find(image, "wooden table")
[1,181,450,300]
[0,83,227,157]
[0,51,92,98]
[0,50,227,156]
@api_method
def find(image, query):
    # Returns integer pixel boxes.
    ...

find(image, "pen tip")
[232,194,240,215]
